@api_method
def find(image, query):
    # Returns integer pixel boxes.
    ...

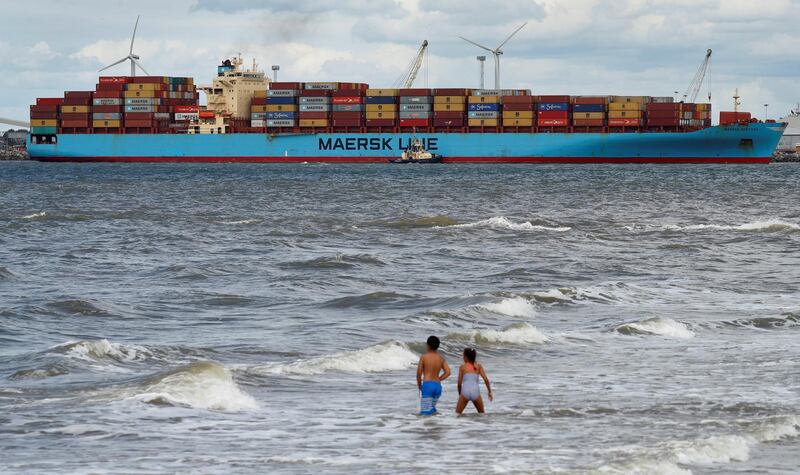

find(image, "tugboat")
[390,137,443,164]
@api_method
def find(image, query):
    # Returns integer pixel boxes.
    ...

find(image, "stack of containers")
[607,96,647,128]
[502,94,535,128]
[432,88,468,128]
[694,103,712,127]
[60,91,93,131]
[30,98,63,135]
[719,111,751,126]
[398,88,432,128]
[92,76,128,131]
[537,95,571,127]
[572,96,607,128]
[331,87,365,128]
[646,97,680,128]
[250,90,268,128]
[123,76,199,132]
[364,89,399,128]
[299,82,337,128]
[468,90,502,127]
[266,82,302,128]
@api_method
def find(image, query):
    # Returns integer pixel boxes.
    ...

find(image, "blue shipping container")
[267,111,296,120]
[538,102,570,112]
[468,103,500,112]
[365,96,397,104]
[266,97,296,105]
[573,104,605,113]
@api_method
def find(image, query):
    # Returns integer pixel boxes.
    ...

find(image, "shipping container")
[332,96,363,104]
[434,95,467,104]
[647,118,680,127]
[36,98,64,106]
[468,118,498,127]
[365,119,396,126]
[59,120,89,128]
[304,82,338,90]
[174,105,199,113]
[331,111,361,120]
[538,95,571,103]
[468,111,499,119]
[573,119,605,127]
[175,113,199,121]
[31,126,58,134]
[92,113,122,120]
[93,90,125,98]
[468,95,501,104]
[332,104,363,112]
[573,96,607,105]
[399,111,431,120]
[298,112,328,120]
[125,98,160,105]
[573,104,605,113]
[30,111,59,119]
[503,119,534,127]
[125,120,155,127]
[299,104,330,112]
[251,113,267,120]
[502,111,534,119]
[62,97,92,106]
[61,105,90,113]
[269,82,303,90]
[608,110,643,119]
[93,119,121,128]
[31,119,58,127]
[251,105,268,113]
[124,112,156,120]
[573,112,605,120]
[608,118,642,126]
[31,104,59,113]
[433,88,470,96]
[299,97,331,104]
[364,96,397,104]
[266,96,296,105]
[60,112,90,121]
[333,119,363,127]
[399,96,433,104]
[299,119,329,127]
[365,89,399,96]
[99,76,132,84]
[434,111,463,119]
[538,103,569,112]
[433,103,465,112]
[125,105,156,113]
[267,89,298,97]
[646,102,681,111]
[399,118,430,126]
[266,104,298,112]
[64,91,93,99]
[399,103,431,112]
[93,98,123,106]
[365,111,397,119]
[611,96,649,103]
[468,103,499,112]
[501,103,534,112]
[650,96,674,103]
[433,118,465,127]
[365,104,397,112]
[267,120,296,127]
[398,88,431,97]
[266,111,296,120]
[608,102,642,111]
[538,118,569,127]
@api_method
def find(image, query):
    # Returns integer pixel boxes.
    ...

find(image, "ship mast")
[733,88,741,113]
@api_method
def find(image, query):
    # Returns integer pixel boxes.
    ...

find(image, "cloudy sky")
[1,0,798,125]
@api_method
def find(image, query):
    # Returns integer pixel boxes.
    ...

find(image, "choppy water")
[1,162,800,474]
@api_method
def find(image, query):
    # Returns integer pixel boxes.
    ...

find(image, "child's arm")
[439,356,451,381]
[457,365,464,395]
[478,364,493,401]
[416,356,424,391]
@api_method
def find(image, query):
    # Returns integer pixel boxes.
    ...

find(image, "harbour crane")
[683,49,712,103]
[393,40,428,89]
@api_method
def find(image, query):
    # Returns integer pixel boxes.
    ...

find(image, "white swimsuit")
[462,372,481,401]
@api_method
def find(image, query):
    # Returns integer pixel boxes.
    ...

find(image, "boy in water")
[416,335,450,415]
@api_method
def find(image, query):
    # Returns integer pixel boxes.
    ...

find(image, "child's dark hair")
[426,335,440,350]
[464,347,477,363]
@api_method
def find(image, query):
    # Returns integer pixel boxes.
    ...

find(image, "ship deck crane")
[683,49,712,103]
[392,40,428,89]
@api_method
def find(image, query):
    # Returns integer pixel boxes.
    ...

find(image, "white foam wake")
[478,296,537,318]
[220,219,259,225]
[449,323,548,345]
[664,219,800,232]
[254,341,418,376]
[615,317,695,339]
[21,211,47,219]
[55,339,154,366]
[133,361,258,411]
[444,216,571,232]
[595,415,800,474]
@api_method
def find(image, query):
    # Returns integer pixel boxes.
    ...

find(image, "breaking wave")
[476,296,537,318]
[443,216,571,232]
[21,211,47,219]
[52,339,155,365]
[252,341,418,376]
[663,219,800,233]
[448,323,548,345]
[594,415,800,474]
[615,317,695,339]
[132,361,258,411]
[10,364,70,380]
[219,219,259,225]
[722,312,800,330]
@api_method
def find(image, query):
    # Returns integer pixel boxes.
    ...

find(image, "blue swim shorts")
[420,381,442,415]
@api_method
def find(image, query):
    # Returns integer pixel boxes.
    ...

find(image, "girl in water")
[456,348,493,414]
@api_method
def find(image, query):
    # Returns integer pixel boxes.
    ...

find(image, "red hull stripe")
[34,156,772,164]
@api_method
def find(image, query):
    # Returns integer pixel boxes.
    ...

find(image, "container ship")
[26,56,786,163]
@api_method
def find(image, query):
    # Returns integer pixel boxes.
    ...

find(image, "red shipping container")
[433,118,464,126]
[131,76,167,84]
[332,89,365,97]
[250,97,268,106]
[64,91,93,99]
[299,89,331,97]
[538,95,570,103]
[60,120,89,127]
[434,88,470,96]
[93,90,124,98]
[31,104,59,112]
[30,111,59,119]
[36,98,64,106]
[125,120,155,127]
[399,88,431,96]
[99,76,131,84]
[648,110,680,118]
[502,96,534,104]
[719,111,751,125]
[503,103,534,111]
[608,118,642,126]
[332,96,363,104]
[538,118,569,126]
[434,111,463,119]
[60,112,90,120]
[298,112,328,120]
[365,119,395,126]
[399,118,429,126]
[331,111,361,119]
[573,119,605,126]
[333,119,363,127]
[124,112,155,120]
[574,96,607,105]
[270,82,303,89]
[647,118,680,126]
[647,102,681,111]
[62,97,92,106]
[538,110,569,120]
[92,105,123,113]
[174,105,199,113]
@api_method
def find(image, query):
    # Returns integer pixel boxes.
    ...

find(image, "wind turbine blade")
[133,59,150,76]
[496,21,528,50]
[130,15,140,55]
[458,36,494,53]
[98,57,130,72]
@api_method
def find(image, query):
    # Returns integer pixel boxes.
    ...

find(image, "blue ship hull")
[27,123,785,163]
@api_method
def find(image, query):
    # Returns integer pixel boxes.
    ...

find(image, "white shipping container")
[267,119,296,127]
[299,97,331,104]
[268,89,298,97]
[251,119,265,127]
[174,113,199,121]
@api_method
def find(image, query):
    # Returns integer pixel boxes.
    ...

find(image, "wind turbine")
[99,15,149,77]
[459,22,527,90]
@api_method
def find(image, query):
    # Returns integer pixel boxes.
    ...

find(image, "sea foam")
[615,317,695,339]
[253,341,418,376]
[664,219,800,232]
[477,296,537,317]
[443,216,571,232]
[449,323,548,345]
